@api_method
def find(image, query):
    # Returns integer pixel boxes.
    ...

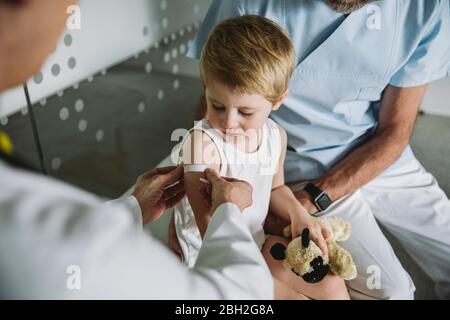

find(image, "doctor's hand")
[167,168,253,260]
[201,168,253,213]
[132,166,185,225]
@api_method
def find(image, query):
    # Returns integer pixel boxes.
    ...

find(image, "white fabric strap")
[183,164,209,173]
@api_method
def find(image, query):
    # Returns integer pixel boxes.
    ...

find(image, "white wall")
[0,0,448,120]
[0,0,211,120]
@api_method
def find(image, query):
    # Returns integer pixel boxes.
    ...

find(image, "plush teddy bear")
[270,217,357,283]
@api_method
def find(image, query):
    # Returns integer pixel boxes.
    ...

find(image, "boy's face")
[205,79,281,139]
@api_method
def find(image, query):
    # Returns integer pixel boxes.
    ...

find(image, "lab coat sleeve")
[76,202,274,299]
[0,167,273,299]
[101,199,273,299]
[186,0,246,60]
[193,203,274,299]
[106,196,143,230]
[389,0,450,87]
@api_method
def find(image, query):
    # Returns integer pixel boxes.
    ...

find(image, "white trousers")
[291,155,450,299]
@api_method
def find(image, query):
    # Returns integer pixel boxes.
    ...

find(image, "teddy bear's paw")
[332,259,357,281]
[337,221,351,242]
[329,243,357,280]
[322,217,351,242]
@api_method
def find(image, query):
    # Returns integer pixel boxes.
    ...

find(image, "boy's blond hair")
[200,15,296,104]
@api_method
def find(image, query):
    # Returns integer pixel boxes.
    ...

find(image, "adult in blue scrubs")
[187,0,450,299]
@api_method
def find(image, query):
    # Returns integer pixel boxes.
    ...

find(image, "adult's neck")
[0,63,6,92]
[0,58,14,93]
[0,50,22,92]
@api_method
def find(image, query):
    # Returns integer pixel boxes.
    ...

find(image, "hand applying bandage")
[132,166,185,225]
[167,168,254,258]
[199,168,253,214]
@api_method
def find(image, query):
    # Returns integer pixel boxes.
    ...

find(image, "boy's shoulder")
[266,118,286,142]
[265,119,287,157]
[277,123,286,139]
[179,123,221,170]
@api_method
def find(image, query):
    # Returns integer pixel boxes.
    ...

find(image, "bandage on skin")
[183,164,211,184]
[183,164,208,173]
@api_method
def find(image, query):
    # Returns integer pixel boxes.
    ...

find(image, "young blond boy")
[171,15,349,300]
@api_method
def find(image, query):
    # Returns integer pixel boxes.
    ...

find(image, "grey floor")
[387,114,450,300]
[2,43,449,298]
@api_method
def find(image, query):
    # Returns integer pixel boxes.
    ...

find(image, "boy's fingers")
[322,227,332,241]
[290,226,299,239]
[314,235,328,257]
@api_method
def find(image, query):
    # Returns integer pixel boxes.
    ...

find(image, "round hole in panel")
[59,107,70,121]
[34,72,44,84]
[138,102,146,113]
[78,119,88,132]
[145,62,153,73]
[173,79,180,90]
[51,158,62,171]
[157,90,165,101]
[160,0,168,10]
[51,64,61,76]
[64,34,73,47]
[75,99,84,112]
[68,57,77,69]
[96,130,104,142]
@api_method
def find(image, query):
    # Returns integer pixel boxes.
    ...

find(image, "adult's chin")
[324,0,377,14]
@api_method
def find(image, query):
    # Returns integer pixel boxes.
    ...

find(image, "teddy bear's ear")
[270,243,286,261]
[301,228,310,248]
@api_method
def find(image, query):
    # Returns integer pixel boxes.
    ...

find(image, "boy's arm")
[271,125,287,191]
[269,126,330,255]
[180,130,221,238]
[270,188,331,256]
[270,125,300,221]
[269,125,321,219]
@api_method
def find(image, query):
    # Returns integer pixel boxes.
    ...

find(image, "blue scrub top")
[188,0,450,183]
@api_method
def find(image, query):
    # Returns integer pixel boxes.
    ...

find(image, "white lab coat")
[0,160,273,299]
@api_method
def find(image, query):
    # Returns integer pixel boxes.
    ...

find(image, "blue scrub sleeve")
[186,0,246,60]
[390,0,450,87]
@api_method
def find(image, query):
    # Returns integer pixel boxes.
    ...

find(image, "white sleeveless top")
[174,118,282,267]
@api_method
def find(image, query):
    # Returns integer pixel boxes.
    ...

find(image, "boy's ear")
[272,90,289,111]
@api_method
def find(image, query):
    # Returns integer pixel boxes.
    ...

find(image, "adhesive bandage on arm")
[183,164,209,173]
[183,164,211,184]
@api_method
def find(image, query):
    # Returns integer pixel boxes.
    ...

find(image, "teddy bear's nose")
[302,257,330,283]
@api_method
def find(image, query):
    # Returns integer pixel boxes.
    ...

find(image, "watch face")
[317,193,332,211]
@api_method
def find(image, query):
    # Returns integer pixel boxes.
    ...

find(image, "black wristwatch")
[304,183,332,212]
